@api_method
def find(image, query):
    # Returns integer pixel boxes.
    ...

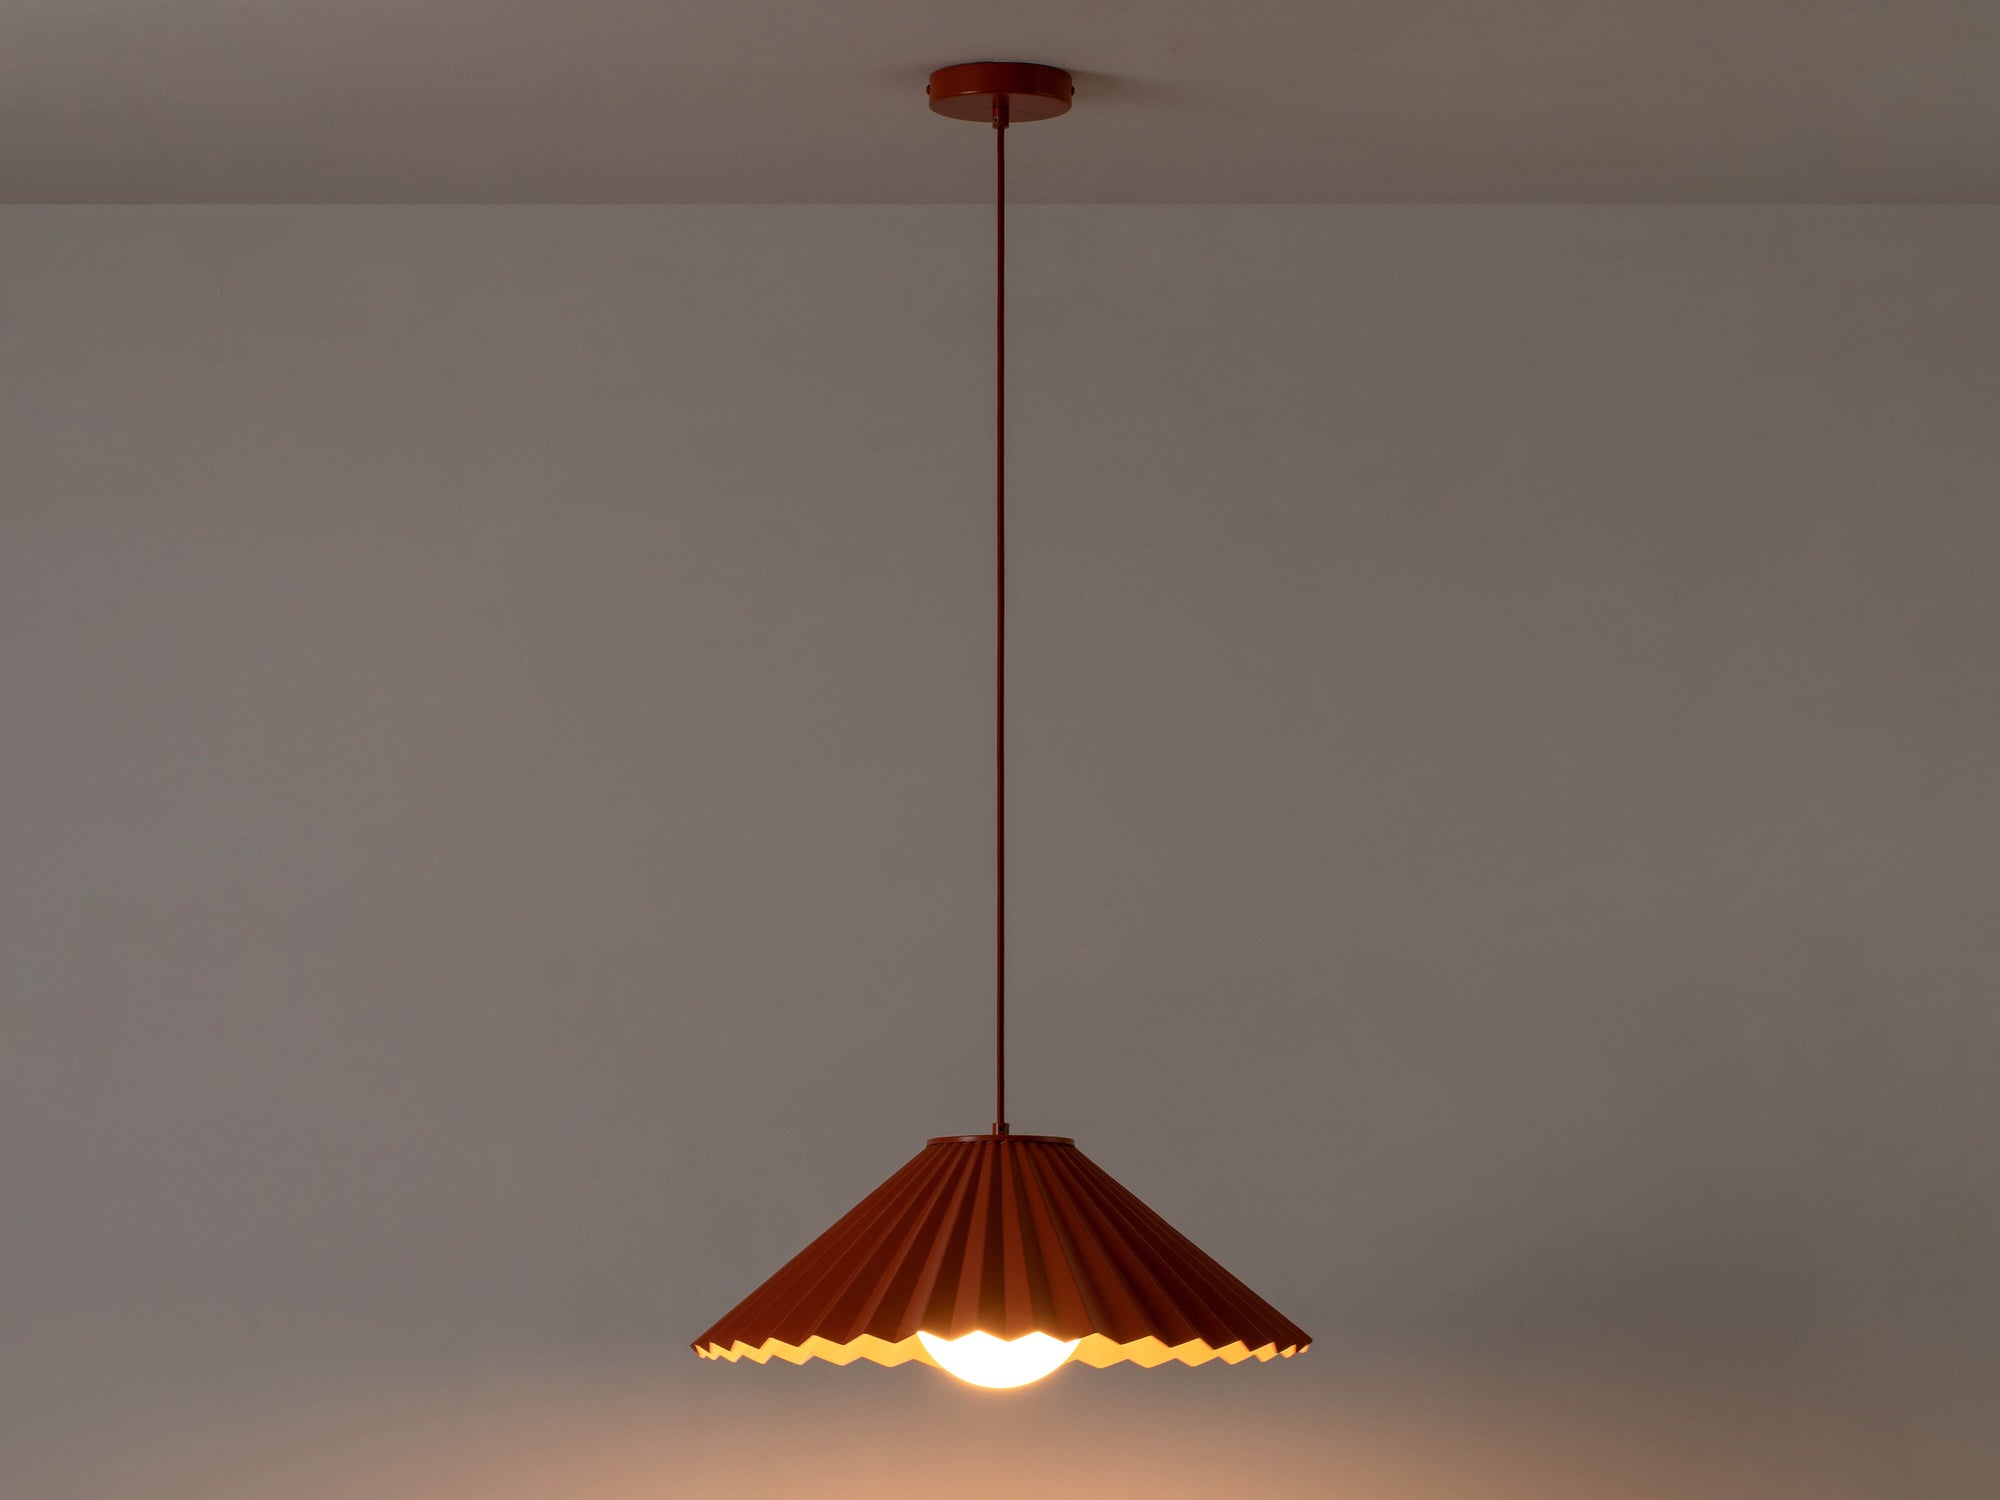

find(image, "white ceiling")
[3,0,1997,203]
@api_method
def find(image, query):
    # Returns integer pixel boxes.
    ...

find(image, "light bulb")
[917,1330,1080,1388]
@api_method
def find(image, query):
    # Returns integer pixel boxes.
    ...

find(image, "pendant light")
[694,62,1310,1390]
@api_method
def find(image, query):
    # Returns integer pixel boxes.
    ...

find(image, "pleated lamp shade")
[694,1134,1310,1374]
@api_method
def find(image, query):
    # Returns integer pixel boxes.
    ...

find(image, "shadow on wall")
[11,1356,1996,1499]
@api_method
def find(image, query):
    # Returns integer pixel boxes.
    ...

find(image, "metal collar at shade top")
[693,1136,1311,1372]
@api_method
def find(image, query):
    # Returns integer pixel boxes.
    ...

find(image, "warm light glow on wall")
[916,1330,1081,1389]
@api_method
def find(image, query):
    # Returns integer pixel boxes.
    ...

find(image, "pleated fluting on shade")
[693,1134,1310,1370]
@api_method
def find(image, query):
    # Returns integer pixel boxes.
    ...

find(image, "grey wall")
[2,207,1997,1498]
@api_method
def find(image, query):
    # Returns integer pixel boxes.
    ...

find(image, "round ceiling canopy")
[927,61,1075,124]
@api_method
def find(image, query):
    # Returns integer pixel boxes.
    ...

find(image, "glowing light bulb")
[917,1330,1080,1388]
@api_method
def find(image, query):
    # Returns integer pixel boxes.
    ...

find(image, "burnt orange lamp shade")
[694,1135,1310,1386]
